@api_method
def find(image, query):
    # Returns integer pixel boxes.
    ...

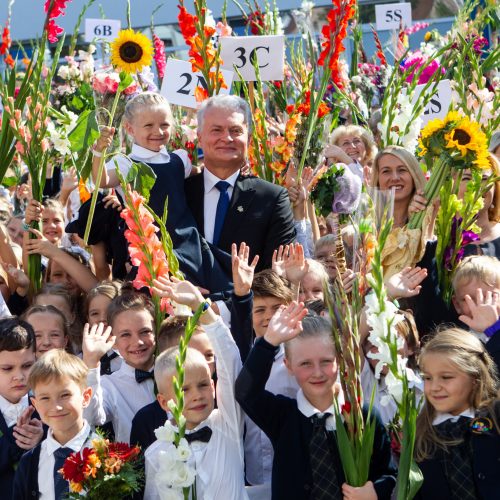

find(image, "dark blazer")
[129,401,167,451]
[235,337,397,500]
[11,443,41,499]
[486,332,500,374]
[185,173,296,271]
[415,403,500,500]
[1,411,30,499]
[229,290,254,362]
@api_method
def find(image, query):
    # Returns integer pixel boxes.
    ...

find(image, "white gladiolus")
[168,461,196,489]
[381,370,404,406]
[155,421,176,443]
[57,65,70,80]
[176,438,192,461]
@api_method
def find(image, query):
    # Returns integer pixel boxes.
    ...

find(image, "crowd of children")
[0,85,499,500]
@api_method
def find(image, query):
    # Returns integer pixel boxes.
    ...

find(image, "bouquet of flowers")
[408,111,490,229]
[59,436,142,498]
[310,163,347,218]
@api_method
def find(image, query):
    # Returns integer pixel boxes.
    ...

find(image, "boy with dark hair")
[0,317,43,498]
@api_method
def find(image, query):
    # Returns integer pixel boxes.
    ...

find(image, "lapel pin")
[470,416,493,434]
[237,206,244,213]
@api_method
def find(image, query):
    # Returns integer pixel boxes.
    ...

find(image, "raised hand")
[2,262,30,295]
[272,244,289,278]
[283,243,309,286]
[386,266,428,300]
[458,288,500,332]
[103,191,123,211]
[323,144,352,165]
[232,242,259,297]
[82,322,115,369]
[152,276,204,311]
[264,302,308,346]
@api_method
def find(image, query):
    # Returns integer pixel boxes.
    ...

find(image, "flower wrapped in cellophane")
[59,436,142,498]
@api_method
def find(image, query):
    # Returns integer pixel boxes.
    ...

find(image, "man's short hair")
[197,95,252,133]
[28,349,89,391]
[0,317,36,352]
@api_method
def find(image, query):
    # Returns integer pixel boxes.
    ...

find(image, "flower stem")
[83,88,123,245]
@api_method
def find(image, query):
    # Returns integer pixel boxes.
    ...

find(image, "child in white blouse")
[144,278,248,500]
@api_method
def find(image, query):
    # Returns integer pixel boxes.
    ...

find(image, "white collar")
[0,393,28,424]
[296,389,337,431]
[433,408,475,426]
[203,168,240,194]
[118,361,154,377]
[46,420,91,454]
[130,143,171,162]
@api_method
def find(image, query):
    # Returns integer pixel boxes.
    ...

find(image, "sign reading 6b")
[220,35,285,82]
[85,18,121,42]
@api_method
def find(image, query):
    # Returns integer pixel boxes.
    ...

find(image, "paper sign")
[84,18,121,43]
[160,59,233,109]
[412,79,452,126]
[375,3,412,31]
[219,35,285,82]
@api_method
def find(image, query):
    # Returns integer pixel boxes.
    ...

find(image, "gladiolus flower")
[153,34,166,80]
[41,139,49,152]
[15,142,24,154]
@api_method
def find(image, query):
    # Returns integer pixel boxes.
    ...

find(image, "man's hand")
[459,288,500,332]
[272,244,289,278]
[232,242,259,297]
[263,302,308,346]
[82,322,115,369]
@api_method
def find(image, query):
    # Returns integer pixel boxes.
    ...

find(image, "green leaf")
[125,162,157,200]
[68,109,100,151]
[333,412,359,486]
[118,71,134,91]
[1,176,18,187]
[407,460,424,499]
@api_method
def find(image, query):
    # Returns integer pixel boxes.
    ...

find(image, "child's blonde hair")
[123,91,173,126]
[154,346,208,394]
[452,255,500,292]
[29,349,89,391]
[415,328,499,461]
[284,315,333,360]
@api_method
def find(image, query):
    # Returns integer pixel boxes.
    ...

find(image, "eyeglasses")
[340,139,363,148]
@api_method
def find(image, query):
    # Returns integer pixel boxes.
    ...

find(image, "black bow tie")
[184,426,212,444]
[100,352,119,376]
[135,368,154,384]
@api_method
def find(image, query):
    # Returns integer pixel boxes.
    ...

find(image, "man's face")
[197,107,248,175]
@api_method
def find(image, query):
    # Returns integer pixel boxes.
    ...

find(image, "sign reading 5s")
[412,80,452,126]
[375,3,412,31]
[160,59,233,109]
[219,35,285,82]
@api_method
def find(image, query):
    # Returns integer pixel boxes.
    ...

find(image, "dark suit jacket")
[129,400,167,451]
[235,337,396,500]
[415,402,500,500]
[486,331,500,374]
[185,173,296,270]
[12,443,41,499]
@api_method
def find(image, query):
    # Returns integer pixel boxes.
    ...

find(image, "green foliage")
[125,161,157,200]
[309,164,344,218]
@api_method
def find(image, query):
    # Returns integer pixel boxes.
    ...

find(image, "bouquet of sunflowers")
[59,436,143,499]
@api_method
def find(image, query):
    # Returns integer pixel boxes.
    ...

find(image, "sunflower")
[110,29,153,73]
[444,116,488,159]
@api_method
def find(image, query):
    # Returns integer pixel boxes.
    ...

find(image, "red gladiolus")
[44,0,71,43]
[0,24,11,55]
[177,5,197,40]
[371,26,387,66]
[342,401,352,414]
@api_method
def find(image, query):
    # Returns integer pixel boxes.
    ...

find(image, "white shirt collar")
[0,393,28,427]
[46,420,91,454]
[117,361,153,378]
[296,389,337,431]
[131,143,171,163]
[203,168,240,194]
[432,408,475,426]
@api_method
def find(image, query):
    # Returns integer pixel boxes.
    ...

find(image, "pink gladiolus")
[34,120,41,131]
[14,109,21,121]
[153,34,166,80]
[15,142,24,154]
[401,51,445,84]
[41,139,49,152]
[216,21,232,37]
[25,96,32,106]
[9,118,16,129]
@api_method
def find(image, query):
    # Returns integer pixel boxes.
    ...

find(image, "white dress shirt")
[433,408,475,426]
[144,316,248,500]
[106,144,192,199]
[203,168,240,244]
[0,393,28,428]
[296,389,339,431]
[38,420,95,499]
[84,361,155,443]
[244,344,299,487]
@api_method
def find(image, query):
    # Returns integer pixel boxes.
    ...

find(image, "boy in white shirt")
[144,278,248,500]
[82,293,157,442]
[13,349,96,499]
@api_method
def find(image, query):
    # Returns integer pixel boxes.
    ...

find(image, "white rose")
[155,422,176,443]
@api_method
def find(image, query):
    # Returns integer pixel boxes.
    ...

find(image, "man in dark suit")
[185,95,296,271]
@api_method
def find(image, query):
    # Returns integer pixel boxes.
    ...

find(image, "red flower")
[44,0,72,43]
[45,17,64,43]
[342,401,352,414]
[107,442,140,463]
[153,34,166,80]
[371,27,387,66]
[177,5,197,40]
[247,9,265,35]
[60,448,94,483]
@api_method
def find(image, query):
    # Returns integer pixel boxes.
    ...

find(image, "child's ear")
[30,396,38,411]
[82,387,93,407]
[283,357,294,375]
[157,393,170,413]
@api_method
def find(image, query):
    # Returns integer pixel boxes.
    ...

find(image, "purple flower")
[443,217,479,270]
[400,51,445,85]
